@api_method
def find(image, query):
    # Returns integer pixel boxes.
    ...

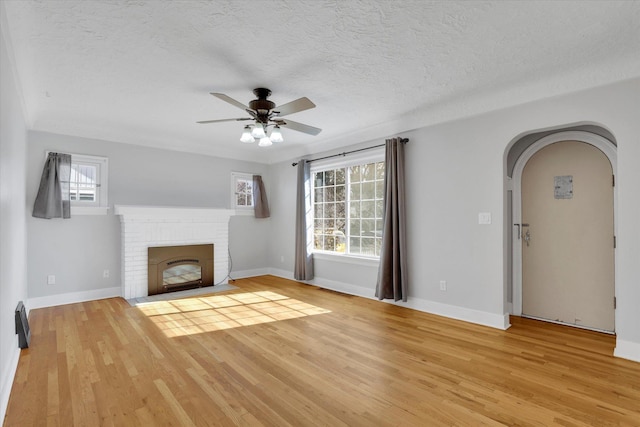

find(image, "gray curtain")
[294,160,314,280]
[375,138,408,301]
[252,175,270,218]
[32,152,72,219]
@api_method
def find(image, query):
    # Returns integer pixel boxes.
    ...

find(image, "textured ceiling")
[2,0,639,163]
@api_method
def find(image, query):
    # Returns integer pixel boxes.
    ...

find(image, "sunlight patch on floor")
[136,291,332,337]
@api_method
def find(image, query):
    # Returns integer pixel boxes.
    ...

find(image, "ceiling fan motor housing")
[249,88,276,116]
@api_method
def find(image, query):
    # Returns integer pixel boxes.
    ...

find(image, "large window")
[312,158,385,257]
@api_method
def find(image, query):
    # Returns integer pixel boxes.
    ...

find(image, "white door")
[521,140,615,331]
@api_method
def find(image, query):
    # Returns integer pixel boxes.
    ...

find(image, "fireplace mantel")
[115,205,235,299]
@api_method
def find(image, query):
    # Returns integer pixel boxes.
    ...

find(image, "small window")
[48,152,109,215]
[231,172,254,213]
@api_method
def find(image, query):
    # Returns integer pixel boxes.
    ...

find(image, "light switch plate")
[478,212,492,225]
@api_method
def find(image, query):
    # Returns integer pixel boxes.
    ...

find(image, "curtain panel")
[294,160,314,280]
[252,175,271,218]
[375,138,408,301]
[32,152,72,219]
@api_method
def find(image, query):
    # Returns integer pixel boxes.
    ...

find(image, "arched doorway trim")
[510,131,617,322]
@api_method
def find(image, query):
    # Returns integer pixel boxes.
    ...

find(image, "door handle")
[514,223,530,240]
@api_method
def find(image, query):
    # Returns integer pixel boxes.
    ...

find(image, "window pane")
[350,183,360,200]
[335,185,345,201]
[324,235,335,251]
[376,200,384,217]
[314,203,323,219]
[361,201,375,218]
[349,165,361,182]
[361,182,375,200]
[315,172,324,187]
[361,238,375,256]
[349,237,360,254]
[362,219,375,236]
[335,219,346,234]
[363,163,375,181]
[315,188,323,203]
[314,234,323,250]
[325,170,335,186]
[237,180,247,193]
[335,168,345,185]
[325,187,335,202]
[325,203,335,218]
[350,201,360,218]
[335,202,345,218]
[236,194,245,206]
[323,219,335,230]
[70,163,98,203]
[376,180,384,198]
[375,162,385,179]
[314,219,323,233]
[350,219,360,236]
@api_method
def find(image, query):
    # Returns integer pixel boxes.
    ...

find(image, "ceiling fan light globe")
[258,137,273,147]
[270,126,284,143]
[251,125,266,139]
[240,126,255,143]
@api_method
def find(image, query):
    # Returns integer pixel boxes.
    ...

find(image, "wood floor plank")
[4,275,640,426]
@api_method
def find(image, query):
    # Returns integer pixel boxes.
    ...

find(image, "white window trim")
[310,147,385,259]
[313,251,380,267]
[45,151,109,215]
[230,172,255,215]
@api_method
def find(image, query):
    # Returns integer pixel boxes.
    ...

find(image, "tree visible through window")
[313,161,385,257]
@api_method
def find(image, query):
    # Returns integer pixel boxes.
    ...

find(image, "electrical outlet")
[103,269,109,278]
[439,280,447,291]
[47,275,56,285]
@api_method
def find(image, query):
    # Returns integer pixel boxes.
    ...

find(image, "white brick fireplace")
[114,205,234,299]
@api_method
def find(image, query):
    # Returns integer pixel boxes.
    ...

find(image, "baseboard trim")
[266,269,510,330]
[614,339,640,363]
[230,268,271,280]
[27,286,122,310]
[0,342,20,423]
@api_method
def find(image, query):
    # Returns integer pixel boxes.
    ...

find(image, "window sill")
[312,252,379,267]
[71,206,109,216]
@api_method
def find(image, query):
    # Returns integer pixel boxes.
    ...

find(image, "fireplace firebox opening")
[148,244,214,296]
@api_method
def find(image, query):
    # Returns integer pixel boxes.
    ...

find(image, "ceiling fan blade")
[196,117,252,124]
[281,119,322,135]
[273,97,316,117]
[211,93,249,111]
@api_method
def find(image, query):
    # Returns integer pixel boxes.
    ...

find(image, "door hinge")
[614,297,617,309]
[614,236,617,248]
[612,174,615,187]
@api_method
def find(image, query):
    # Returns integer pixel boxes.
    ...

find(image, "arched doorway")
[508,130,617,333]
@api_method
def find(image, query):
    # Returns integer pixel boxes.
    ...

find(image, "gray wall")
[267,78,640,354]
[26,131,271,299]
[1,24,29,420]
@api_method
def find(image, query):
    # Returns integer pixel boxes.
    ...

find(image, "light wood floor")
[5,275,640,426]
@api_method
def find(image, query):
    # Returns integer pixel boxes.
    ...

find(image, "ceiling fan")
[197,88,322,146]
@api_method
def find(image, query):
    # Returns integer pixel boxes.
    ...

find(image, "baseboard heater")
[15,301,30,349]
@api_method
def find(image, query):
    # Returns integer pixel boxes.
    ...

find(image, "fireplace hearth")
[148,244,214,296]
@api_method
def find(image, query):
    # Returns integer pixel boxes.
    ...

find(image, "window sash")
[231,172,255,210]
[312,158,384,258]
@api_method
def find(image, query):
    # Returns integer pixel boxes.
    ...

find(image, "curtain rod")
[291,138,409,167]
